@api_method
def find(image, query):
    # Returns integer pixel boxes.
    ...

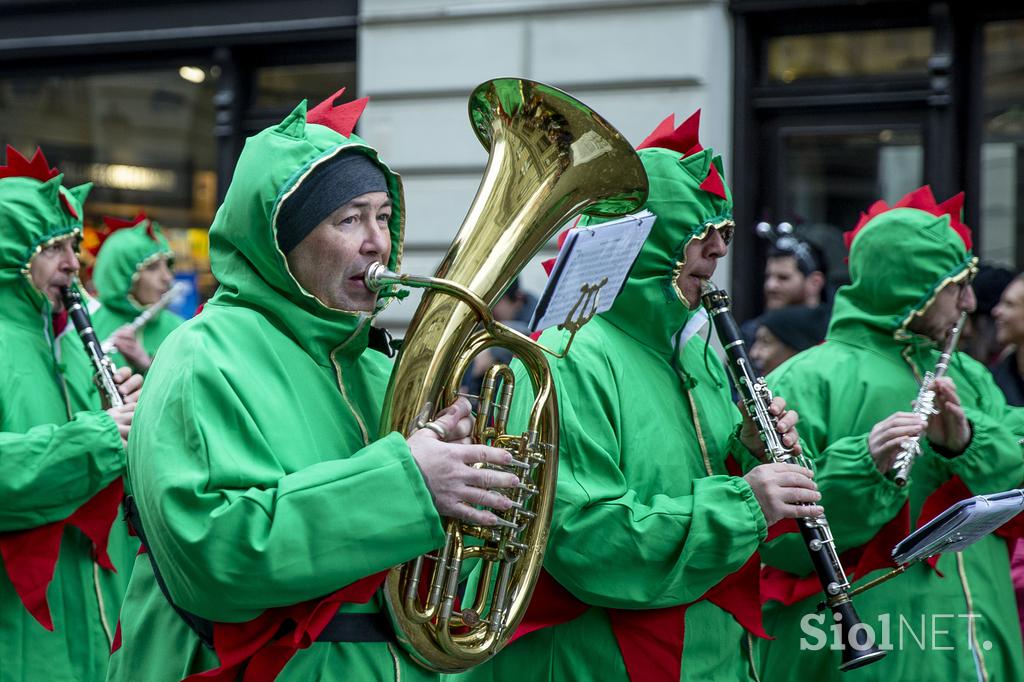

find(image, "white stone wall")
[358,0,733,333]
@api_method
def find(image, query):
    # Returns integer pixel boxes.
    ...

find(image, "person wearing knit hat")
[465,110,819,682]
[756,187,1024,681]
[0,146,143,681]
[90,213,183,372]
[106,89,521,682]
[750,304,829,375]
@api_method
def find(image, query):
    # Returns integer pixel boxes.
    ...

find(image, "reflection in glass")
[767,28,932,83]
[254,62,357,108]
[982,20,1024,269]
[0,69,218,304]
[781,129,923,284]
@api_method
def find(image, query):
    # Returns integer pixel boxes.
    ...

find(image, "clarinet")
[700,282,885,671]
[101,281,186,355]
[889,312,968,486]
[60,285,124,408]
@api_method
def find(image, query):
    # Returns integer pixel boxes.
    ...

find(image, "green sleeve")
[509,339,766,610]
[760,367,908,574]
[0,411,124,531]
[131,359,446,623]
[926,358,1024,493]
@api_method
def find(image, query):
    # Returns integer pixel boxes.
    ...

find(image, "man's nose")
[960,285,977,313]
[704,229,728,258]
[60,244,80,272]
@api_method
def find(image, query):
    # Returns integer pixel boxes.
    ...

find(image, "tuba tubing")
[374,78,648,672]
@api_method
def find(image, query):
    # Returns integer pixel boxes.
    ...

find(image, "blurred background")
[1,0,1021,330]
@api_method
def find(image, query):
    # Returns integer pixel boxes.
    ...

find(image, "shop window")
[981,20,1024,269]
[0,67,218,315]
[767,28,933,84]
[254,61,357,109]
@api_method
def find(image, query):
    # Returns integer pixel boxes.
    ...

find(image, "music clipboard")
[891,488,1024,565]
[529,210,655,334]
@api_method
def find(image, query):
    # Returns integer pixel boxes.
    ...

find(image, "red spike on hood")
[843,185,973,251]
[1,145,60,182]
[637,110,702,156]
[87,212,150,257]
[307,87,370,138]
[699,163,727,200]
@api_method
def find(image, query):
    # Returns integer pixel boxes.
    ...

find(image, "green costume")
[756,188,1024,681]
[0,149,134,681]
[91,215,183,371]
[107,96,446,681]
[466,113,767,682]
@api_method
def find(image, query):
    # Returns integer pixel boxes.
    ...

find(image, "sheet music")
[530,211,655,333]
[891,489,1024,565]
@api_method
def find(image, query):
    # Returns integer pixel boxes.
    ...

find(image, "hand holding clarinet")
[60,285,143,447]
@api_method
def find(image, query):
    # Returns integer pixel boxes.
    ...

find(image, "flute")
[100,282,186,355]
[889,311,968,486]
[700,281,885,671]
[61,285,124,408]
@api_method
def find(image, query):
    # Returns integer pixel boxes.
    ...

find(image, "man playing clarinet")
[0,146,142,681]
[469,111,821,682]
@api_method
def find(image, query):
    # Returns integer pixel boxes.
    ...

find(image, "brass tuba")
[365,78,647,671]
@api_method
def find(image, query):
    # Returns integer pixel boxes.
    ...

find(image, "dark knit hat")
[277,151,388,254]
[759,304,829,352]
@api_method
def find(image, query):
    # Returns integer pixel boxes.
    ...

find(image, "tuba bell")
[365,78,648,672]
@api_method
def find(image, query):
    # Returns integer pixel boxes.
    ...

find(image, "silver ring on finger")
[422,421,448,440]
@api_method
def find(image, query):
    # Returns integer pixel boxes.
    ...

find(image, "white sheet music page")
[529,211,655,333]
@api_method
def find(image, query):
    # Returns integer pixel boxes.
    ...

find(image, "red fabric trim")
[1,145,59,182]
[183,571,387,682]
[52,310,68,338]
[111,619,123,654]
[608,604,689,682]
[510,570,589,643]
[0,479,123,629]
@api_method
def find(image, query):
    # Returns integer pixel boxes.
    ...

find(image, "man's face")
[29,236,80,311]
[131,255,174,306]
[993,279,1024,346]
[750,324,796,375]
[285,191,393,312]
[674,225,732,310]
[910,279,977,342]
[764,256,807,310]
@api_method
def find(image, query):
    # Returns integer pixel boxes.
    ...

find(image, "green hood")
[0,167,91,328]
[581,146,733,356]
[828,192,976,347]
[92,216,174,315]
[205,100,404,366]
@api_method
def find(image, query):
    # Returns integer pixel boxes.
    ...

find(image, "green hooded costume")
[91,214,183,370]
[106,92,447,682]
[0,147,135,682]
[755,187,1024,681]
[462,112,768,682]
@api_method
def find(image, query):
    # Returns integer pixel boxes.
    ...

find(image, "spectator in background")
[763,235,828,310]
[962,263,1016,365]
[991,272,1024,406]
[749,304,829,375]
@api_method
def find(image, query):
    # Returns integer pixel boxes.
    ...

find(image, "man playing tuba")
[464,111,821,682]
[107,89,521,682]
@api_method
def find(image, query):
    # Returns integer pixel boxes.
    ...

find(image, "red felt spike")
[59,193,79,221]
[307,87,369,138]
[637,110,703,157]
[843,185,973,251]
[1,146,59,182]
[699,163,727,200]
[87,212,150,257]
[637,114,676,150]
